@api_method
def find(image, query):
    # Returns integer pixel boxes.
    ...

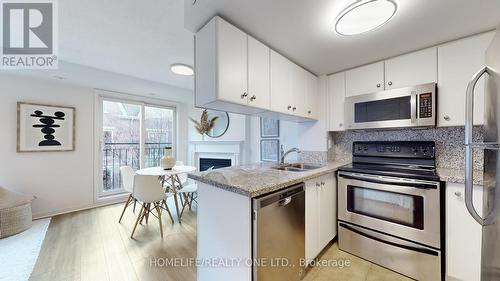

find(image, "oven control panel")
[353,141,435,158]
[419,92,433,118]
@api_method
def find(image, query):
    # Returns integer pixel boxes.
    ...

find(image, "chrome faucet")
[280,145,301,166]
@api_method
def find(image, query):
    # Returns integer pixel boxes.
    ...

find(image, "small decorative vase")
[160,147,176,170]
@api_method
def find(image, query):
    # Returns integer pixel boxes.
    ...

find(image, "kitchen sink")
[271,163,323,172]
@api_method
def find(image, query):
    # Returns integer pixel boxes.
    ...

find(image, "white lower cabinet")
[446,183,483,281]
[305,173,337,264]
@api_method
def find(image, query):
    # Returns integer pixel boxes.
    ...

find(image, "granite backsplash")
[328,126,485,171]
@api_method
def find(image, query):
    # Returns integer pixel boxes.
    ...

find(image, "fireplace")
[199,158,232,171]
[188,140,243,171]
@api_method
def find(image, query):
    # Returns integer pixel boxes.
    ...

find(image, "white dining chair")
[130,175,174,239]
[118,166,137,223]
[177,162,207,216]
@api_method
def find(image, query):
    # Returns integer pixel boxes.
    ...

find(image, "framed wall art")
[260,118,279,138]
[17,102,75,152]
[260,139,280,162]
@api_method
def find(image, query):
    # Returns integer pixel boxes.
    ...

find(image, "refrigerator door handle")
[465,66,494,226]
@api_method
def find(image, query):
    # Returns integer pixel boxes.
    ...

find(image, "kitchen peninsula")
[188,161,346,281]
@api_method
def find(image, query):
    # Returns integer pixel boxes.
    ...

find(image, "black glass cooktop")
[338,163,440,182]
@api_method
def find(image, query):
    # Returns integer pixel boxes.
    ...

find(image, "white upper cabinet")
[247,36,270,110]
[216,17,248,105]
[328,72,346,131]
[270,50,293,114]
[437,31,494,126]
[345,61,384,97]
[306,72,319,120]
[196,16,317,121]
[292,66,309,116]
[384,47,437,89]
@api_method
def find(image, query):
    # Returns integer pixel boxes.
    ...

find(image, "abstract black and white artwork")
[17,102,75,152]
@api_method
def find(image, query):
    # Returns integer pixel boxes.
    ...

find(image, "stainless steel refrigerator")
[465,25,500,280]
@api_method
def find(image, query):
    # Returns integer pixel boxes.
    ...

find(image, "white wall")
[187,107,300,165]
[247,116,299,163]
[0,73,191,218]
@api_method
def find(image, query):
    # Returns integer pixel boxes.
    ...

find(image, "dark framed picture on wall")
[17,102,75,152]
[260,118,279,138]
[260,139,280,162]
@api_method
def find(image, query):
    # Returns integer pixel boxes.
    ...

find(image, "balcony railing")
[102,142,172,191]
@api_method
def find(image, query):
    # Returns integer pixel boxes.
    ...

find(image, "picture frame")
[260,118,279,138]
[260,139,280,162]
[17,102,75,152]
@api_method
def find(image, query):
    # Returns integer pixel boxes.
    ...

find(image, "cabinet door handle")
[308,110,312,114]
[315,182,320,187]
[250,95,256,101]
[241,92,248,99]
[292,107,297,111]
[454,191,462,197]
[287,105,292,110]
[388,81,393,86]
[321,181,325,186]
[443,115,450,121]
[376,83,381,88]
[339,123,343,127]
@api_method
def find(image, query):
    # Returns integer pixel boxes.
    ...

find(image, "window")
[99,98,176,196]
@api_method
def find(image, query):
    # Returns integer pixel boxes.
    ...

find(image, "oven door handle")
[339,222,439,256]
[338,172,439,189]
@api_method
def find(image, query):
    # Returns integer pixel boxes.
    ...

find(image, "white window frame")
[94,90,178,202]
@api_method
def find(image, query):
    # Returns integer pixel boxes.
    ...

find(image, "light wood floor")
[30,199,410,281]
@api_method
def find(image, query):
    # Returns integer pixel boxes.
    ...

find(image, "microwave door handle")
[465,66,493,226]
[410,91,417,124]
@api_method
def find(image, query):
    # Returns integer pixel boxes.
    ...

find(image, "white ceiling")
[2,61,194,104]
[184,0,500,75]
[58,0,194,90]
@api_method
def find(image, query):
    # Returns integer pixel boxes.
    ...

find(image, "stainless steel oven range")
[337,141,443,281]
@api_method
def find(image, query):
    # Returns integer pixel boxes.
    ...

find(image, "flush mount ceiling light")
[170,63,194,76]
[335,0,397,36]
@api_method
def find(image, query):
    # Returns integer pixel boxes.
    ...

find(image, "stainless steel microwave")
[345,83,437,130]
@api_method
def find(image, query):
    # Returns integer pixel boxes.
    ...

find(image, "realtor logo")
[1,0,58,69]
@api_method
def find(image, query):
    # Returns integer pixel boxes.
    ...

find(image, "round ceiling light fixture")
[335,0,397,36]
[170,63,194,76]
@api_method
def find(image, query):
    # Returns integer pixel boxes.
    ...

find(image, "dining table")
[136,165,196,222]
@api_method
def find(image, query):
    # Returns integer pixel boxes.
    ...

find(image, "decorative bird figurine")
[190,110,219,135]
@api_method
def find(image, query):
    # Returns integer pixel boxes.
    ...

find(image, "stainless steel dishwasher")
[252,183,305,281]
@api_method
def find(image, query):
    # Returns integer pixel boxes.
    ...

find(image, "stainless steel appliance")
[345,82,436,130]
[252,183,305,281]
[464,27,500,281]
[338,141,443,281]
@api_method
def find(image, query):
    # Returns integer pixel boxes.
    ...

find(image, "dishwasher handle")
[254,183,304,209]
[278,197,292,207]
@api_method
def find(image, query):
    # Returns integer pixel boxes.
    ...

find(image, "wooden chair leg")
[140,203,148,225]
[131,205,145,238]
[189,193,194,211]
[133,199,137,213]
[162,200,174,224]
[145,203,150,224]
[118,194,132,223]
[155,203,163,238]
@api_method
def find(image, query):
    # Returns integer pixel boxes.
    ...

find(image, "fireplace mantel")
[188,140,244,170]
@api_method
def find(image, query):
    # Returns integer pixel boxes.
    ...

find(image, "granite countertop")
[437,168,484,186]
[188,161,348,198]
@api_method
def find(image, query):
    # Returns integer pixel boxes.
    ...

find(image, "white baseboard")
[33,195,128,220]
